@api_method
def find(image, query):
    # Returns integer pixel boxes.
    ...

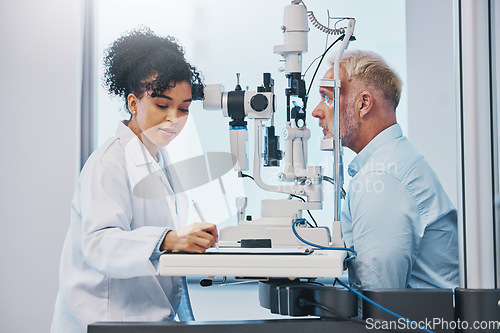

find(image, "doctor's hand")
[161,222,218,253]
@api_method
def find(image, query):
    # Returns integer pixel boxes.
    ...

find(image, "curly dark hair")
[103,27,203,112]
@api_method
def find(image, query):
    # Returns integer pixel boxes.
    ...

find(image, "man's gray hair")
[337,50,402,109]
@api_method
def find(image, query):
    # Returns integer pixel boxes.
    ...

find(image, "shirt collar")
[347,123,403,177]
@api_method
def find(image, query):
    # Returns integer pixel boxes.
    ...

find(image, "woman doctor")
[51,28,218,333]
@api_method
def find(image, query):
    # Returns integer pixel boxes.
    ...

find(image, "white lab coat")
[51,121,189,333]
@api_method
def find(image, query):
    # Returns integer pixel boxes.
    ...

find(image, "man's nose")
[312,103,324,119]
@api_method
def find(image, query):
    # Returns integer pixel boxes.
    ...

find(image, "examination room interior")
[1,0,499,332]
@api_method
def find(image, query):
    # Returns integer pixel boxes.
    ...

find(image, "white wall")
[406,0,458,207]
[0,0,82,332]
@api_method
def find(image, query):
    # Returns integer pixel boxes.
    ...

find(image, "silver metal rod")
[332,19,355,222]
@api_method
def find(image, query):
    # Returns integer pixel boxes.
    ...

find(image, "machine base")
[159,249,346,279]
[259,279,358,318]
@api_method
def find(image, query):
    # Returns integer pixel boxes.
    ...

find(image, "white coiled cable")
[306,11,345,35]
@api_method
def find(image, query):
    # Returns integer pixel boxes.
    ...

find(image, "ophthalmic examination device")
[159,0,355,282]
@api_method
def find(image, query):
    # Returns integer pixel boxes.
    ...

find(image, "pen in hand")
[192,200,219,251]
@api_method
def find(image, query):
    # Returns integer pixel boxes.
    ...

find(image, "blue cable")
[335,279,435,333]
[292,219,434,332]
[291,219,357,262]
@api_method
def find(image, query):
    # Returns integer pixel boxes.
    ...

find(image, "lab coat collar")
[348,123,403,177]
[116,120,136,141]
[118,121,188,229]
[116,121,159,167]
[116,120,185,192]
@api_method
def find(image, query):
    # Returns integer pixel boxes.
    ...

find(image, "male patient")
[312,50,459,290]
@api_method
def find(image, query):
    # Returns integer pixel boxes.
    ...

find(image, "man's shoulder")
[366,136,455,218]
[361,136,424,179]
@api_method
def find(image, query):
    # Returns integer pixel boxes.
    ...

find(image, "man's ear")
[357,91,373,118]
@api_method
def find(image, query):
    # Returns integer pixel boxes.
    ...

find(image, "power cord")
[335,279,436,333]
[305,35,344,100]
[291,219,357,262]
[289,194,318,227]
[298,298,369,328]
[297,297,344,318]
[239,172,255,181]
[322,175,346,199]
[298,281,436,333]
[239,172,319,228]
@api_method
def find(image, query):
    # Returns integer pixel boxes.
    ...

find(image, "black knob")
[250,94,268,111]
[199,279,213,287]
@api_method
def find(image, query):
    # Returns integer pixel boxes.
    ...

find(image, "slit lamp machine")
[160,0,356,281]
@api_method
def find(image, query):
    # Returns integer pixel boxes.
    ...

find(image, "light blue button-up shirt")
[342,124,459,290]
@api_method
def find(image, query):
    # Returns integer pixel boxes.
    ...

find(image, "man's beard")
[320,99,360,148]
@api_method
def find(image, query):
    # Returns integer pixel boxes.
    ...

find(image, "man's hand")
[161,222,218,253]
